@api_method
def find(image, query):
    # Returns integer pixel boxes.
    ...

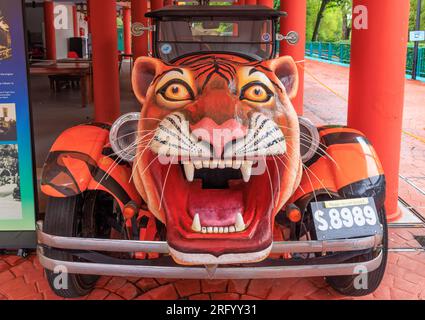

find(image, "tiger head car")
[39,3,387,299]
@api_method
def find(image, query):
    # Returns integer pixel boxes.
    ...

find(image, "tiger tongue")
[188,188,244,227]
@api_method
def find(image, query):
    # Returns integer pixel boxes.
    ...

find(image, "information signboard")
[0,0,37,248]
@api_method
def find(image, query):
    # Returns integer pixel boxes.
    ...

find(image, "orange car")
[38,3,387,298]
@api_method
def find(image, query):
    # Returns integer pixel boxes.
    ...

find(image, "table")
[30,61,92,108]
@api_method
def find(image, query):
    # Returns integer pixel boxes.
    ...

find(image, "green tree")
[409,0,425,31]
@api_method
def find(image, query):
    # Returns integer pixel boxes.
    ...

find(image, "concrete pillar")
[89,0,120,122]
[280,0,306,115]
[348,0,410,220]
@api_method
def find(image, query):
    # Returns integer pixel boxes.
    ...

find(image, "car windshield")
[156,18,275,62]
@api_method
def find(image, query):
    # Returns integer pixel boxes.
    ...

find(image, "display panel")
[0,0,36,243]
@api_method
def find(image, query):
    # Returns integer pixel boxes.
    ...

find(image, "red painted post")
[348,0,410,221]
[43,1,56,60]
[72,5,78,37]
[131,0,149,59]
[87,0,91,34]
[151,0,164,11]
[280,0,306,115]
[150,1,163,54]
[245,0,256,5]
[123,7,132,56]
[258,0,273,7]
[89,0,121,123]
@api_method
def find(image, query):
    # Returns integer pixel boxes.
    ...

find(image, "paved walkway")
[1,59,425,300]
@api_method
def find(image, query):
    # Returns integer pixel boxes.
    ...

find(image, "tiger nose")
[190,118,248,158]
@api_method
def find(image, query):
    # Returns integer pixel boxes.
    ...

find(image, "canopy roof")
[146,5,286,19]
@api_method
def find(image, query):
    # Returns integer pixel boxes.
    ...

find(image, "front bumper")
[37,222,383,279]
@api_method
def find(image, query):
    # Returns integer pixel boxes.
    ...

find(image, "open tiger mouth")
[142,151,285,265]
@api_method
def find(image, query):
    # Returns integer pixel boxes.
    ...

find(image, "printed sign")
[310,197,382,240]
[0,0,36,247]
[409,31,425,42]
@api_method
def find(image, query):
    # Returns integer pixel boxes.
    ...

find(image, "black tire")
[44,194,99,298]
[325,208,388,296]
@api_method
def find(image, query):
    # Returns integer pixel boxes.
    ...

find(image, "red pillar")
[87,0,91,34]
[348,0,410,220]
[131,0,149,59]
[258,0,273,7]
[280,0,306,115]
[72,5,78,37]
[245,0,256,4]
[43,1,56,60]
[89,0,120,123]
[123,8,132,56]
[151,0,164,11]
[150,1,163,54]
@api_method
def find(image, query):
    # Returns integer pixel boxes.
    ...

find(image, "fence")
[305,42,425,79]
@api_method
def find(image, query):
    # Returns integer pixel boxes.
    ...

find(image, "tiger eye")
[163,83,191,101]
[172,86,179,94]
[243,85,269,102]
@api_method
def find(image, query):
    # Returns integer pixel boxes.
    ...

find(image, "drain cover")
[414,236,425,248]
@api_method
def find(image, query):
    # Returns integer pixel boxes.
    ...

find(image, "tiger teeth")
[235,213,246,231]
[191,214,201,232]
[191,214,246,234]
[181,160,254,182]
[240,161,253,182]
[183,163,195,182]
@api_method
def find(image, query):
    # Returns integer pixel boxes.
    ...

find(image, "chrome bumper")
[36,222,383,279]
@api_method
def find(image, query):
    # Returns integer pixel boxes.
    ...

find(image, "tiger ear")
[268,56,299,100]
[132,57,164,105]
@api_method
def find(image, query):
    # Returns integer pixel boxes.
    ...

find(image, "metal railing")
[305,42,425,80]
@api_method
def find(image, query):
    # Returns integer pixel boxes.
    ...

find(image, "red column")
[280,0,306,115]
[43,1,56,60]
[131,0,149,59]
[348,0,410,220]
[151,0,164,11]
[89,0,120,123]
[123,8,132,56]
[72,5,78,37]
[87,0,91,34]
[258,0,273,7]
[150,1,163,54]
[245,0,256,4]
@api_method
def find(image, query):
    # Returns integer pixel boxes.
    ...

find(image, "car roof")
[146,5,286,19]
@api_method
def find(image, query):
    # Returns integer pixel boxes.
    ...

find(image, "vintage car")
[37,3,387,298]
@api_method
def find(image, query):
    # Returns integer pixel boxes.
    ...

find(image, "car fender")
[41,123,142,209]
[290,126,386,211]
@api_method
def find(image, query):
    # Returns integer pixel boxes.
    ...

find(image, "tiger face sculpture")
[131,54,302,265]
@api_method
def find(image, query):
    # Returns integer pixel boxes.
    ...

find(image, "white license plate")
[310,197,382,240]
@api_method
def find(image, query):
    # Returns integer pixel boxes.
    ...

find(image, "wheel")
[325,207,388,296]
[43,191,123,298]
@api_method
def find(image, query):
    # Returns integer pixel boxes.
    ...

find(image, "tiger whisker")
[159,156,175,211]
[263,155,275,208]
